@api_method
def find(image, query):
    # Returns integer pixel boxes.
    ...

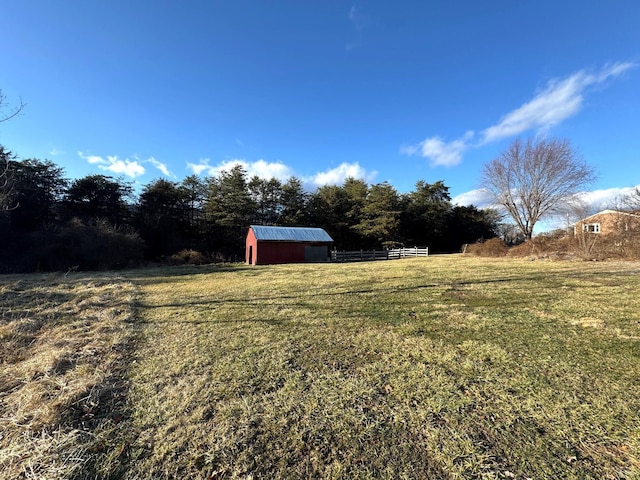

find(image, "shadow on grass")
[136,272,560,313]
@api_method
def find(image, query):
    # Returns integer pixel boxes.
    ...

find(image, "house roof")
[250,225,334,242]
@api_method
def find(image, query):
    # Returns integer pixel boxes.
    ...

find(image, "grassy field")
[1,256,639,479]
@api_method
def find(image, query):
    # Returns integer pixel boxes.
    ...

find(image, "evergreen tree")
[355,181,401,248]
[308,184,354,249]
[63,174,133,225]
[6,159,67,231]
[402,180,452,251]
[205,165,255,257]
[136,179,192,258]
[278,177,308,226]
[248,176,283,225]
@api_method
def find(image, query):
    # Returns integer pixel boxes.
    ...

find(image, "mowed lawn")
[1,256,639,479]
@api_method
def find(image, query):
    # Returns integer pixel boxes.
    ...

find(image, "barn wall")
[245,228,258,264]
[255,241,306,265]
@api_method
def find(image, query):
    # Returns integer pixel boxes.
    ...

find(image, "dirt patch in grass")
[0,272,138,479]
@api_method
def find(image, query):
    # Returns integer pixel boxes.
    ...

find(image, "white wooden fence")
[331,247,429,262]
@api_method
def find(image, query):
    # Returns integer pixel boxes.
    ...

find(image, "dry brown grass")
[2,257,640,479]
[121,258,640,479]
[468,229,640,261]
[465,238,509,257]
[0,272,137,479]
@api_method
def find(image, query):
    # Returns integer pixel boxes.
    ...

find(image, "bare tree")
[0,146,14,210]
[622,187,640,211]
[480,137,596,240]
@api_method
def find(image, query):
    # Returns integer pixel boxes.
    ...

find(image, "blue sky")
[1,1,639,221]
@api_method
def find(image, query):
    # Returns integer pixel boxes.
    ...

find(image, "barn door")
[304,245,328,262]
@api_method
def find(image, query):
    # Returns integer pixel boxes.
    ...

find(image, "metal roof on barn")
[250,225,333,242]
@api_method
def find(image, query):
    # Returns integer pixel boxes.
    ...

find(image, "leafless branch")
[0,90,26,123]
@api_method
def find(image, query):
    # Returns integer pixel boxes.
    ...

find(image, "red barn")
[246,225,334,265]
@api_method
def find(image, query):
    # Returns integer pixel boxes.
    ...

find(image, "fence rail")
[331,247,428,262]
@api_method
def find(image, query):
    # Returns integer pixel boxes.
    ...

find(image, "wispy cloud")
[403,62,635,166]
[481,62,635,143]
[349,5,363,30]
[144,156,173,177]
[49,147,66,157]
[346,4,368,51]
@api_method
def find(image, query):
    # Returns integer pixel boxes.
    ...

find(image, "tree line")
[0,148,499,272]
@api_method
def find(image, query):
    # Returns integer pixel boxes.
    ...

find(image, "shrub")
[466,238,508,257]
[50,218,145,271]
[168,249,210,265]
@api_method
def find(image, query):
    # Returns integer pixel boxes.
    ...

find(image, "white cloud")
[83,154,106,165]
[575,185,640,212]
[452,188,495,208]
[403,62,635,165]
[78,152,146,178]
[247,159,294,180]
[307,162,377,187]
[481,62,635,143]
[79,152,174,178]
[186,158,294,181]
[402,131,473,167]
[187,158,376,189]
[186,158,211,175]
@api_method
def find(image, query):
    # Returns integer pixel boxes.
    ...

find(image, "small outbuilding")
[246,225,334,265]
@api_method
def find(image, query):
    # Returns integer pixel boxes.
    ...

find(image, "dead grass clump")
[506,232,572,259]
[466,237,509,257]
[0,274,137,479]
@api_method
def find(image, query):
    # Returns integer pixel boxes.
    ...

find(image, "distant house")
[245,225,334,265]
[573,209,640,236]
